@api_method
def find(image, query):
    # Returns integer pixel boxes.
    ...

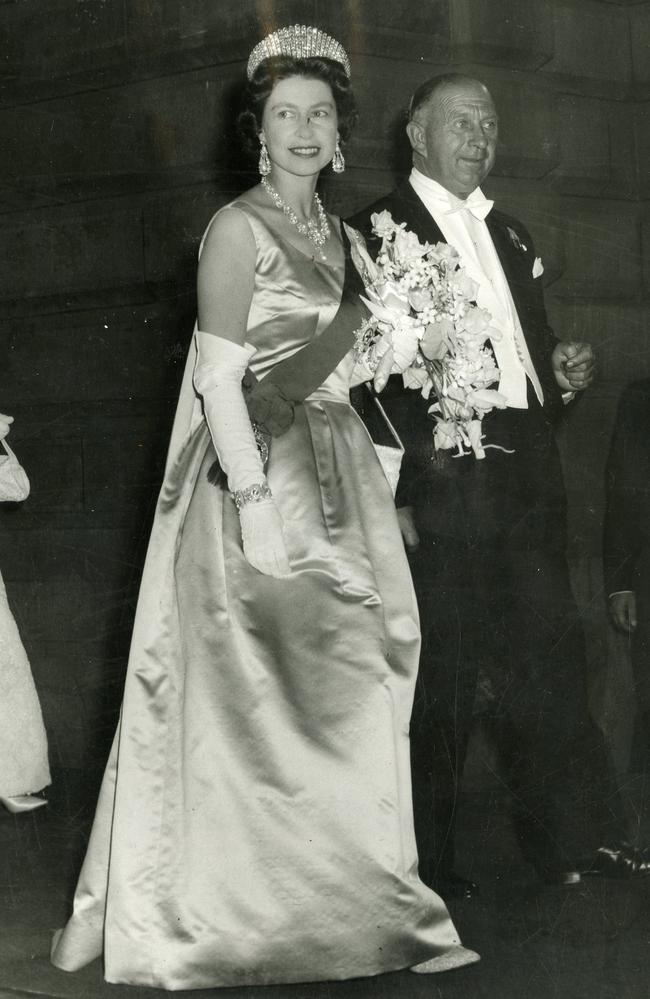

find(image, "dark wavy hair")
[237,55,358,160]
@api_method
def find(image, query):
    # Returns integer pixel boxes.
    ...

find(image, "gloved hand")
[239,498,291,578]
[194,332,291,578]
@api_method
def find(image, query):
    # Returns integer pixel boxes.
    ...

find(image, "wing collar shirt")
[409,168,544,408]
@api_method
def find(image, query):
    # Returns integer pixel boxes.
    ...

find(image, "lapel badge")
[506,226,527,252]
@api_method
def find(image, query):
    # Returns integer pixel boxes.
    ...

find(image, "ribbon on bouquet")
[208,228,368,486]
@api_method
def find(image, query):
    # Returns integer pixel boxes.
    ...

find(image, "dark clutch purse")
[0,439,30,502]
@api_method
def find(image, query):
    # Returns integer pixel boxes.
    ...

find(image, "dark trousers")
[407,399,625,882]
[631,562,650,774]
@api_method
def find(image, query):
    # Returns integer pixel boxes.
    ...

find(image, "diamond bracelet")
[231,482,272,511]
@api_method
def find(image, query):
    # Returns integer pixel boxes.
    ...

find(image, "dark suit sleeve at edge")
[603,387,646,594]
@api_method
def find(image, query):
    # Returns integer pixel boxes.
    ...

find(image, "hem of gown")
[102,952,476,990]
[410,946,481,974]
[52,935,477,990]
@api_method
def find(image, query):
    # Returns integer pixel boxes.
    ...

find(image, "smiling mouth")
[289,146,321,156]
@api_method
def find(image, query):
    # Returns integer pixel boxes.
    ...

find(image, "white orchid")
[370,210,399,240]
[449,269,479,303]
[466,387,508,415]
[467,420,486,459]
[433,419,459,452]
[393,227,432,262]
[389,319,425,370]
[408,287,435,312]
[362,281,411,320]
[421,318,453,361]
[403,366,432,394]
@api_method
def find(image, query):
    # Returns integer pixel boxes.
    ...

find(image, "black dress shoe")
[434,872,480,900]
[540,867,582,886]
[542,843,650,885]
[583,844,650,879]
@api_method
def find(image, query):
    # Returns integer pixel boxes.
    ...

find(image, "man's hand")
[552,342,595,392]
[397,506,420,552]
[609,591,637,633]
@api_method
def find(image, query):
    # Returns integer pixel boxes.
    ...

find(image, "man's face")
[407,80,498,199]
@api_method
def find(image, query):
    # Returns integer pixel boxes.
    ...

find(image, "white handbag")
[0,439,30,502]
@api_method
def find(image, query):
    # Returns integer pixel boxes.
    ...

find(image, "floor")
[0,771,649,999]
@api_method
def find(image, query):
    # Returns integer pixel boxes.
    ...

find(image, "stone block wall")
[1,0,648,770]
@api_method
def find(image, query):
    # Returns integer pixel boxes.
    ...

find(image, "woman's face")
[260,75,338,179]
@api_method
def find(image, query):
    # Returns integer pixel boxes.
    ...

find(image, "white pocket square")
[532,257,544,279]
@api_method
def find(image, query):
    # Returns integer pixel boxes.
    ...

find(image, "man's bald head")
[408,73,488,122]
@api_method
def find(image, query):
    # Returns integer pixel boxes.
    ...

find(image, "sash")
[250,228,365,422]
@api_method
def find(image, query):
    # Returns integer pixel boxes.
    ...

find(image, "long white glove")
[194,332,290,578]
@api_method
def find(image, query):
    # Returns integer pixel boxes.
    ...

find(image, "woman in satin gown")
[0,413,50,814]
[51,29,478,989]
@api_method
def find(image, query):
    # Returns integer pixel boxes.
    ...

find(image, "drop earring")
[332,138,345,174]
[258,137,271,176]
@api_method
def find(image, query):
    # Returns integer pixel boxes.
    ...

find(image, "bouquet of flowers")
[345,211,508,459]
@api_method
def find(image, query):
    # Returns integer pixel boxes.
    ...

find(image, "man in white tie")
[348,74,647,898]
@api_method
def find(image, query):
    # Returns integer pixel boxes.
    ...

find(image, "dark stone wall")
[1,0,649,770]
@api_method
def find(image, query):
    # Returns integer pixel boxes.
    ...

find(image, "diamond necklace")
[261,177,330,259]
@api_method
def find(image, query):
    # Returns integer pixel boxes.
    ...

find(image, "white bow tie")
[445,195,494,221]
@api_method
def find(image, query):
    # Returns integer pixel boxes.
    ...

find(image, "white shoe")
[0,795,47,814]
[411,945,480,973]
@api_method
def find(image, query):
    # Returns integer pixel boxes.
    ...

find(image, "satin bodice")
[214,200,354,404]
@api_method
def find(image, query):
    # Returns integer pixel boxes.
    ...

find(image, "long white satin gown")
[51,201,474,989]
[0,570,50,797]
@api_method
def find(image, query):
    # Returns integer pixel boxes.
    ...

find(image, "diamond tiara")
[247,25,351,80]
